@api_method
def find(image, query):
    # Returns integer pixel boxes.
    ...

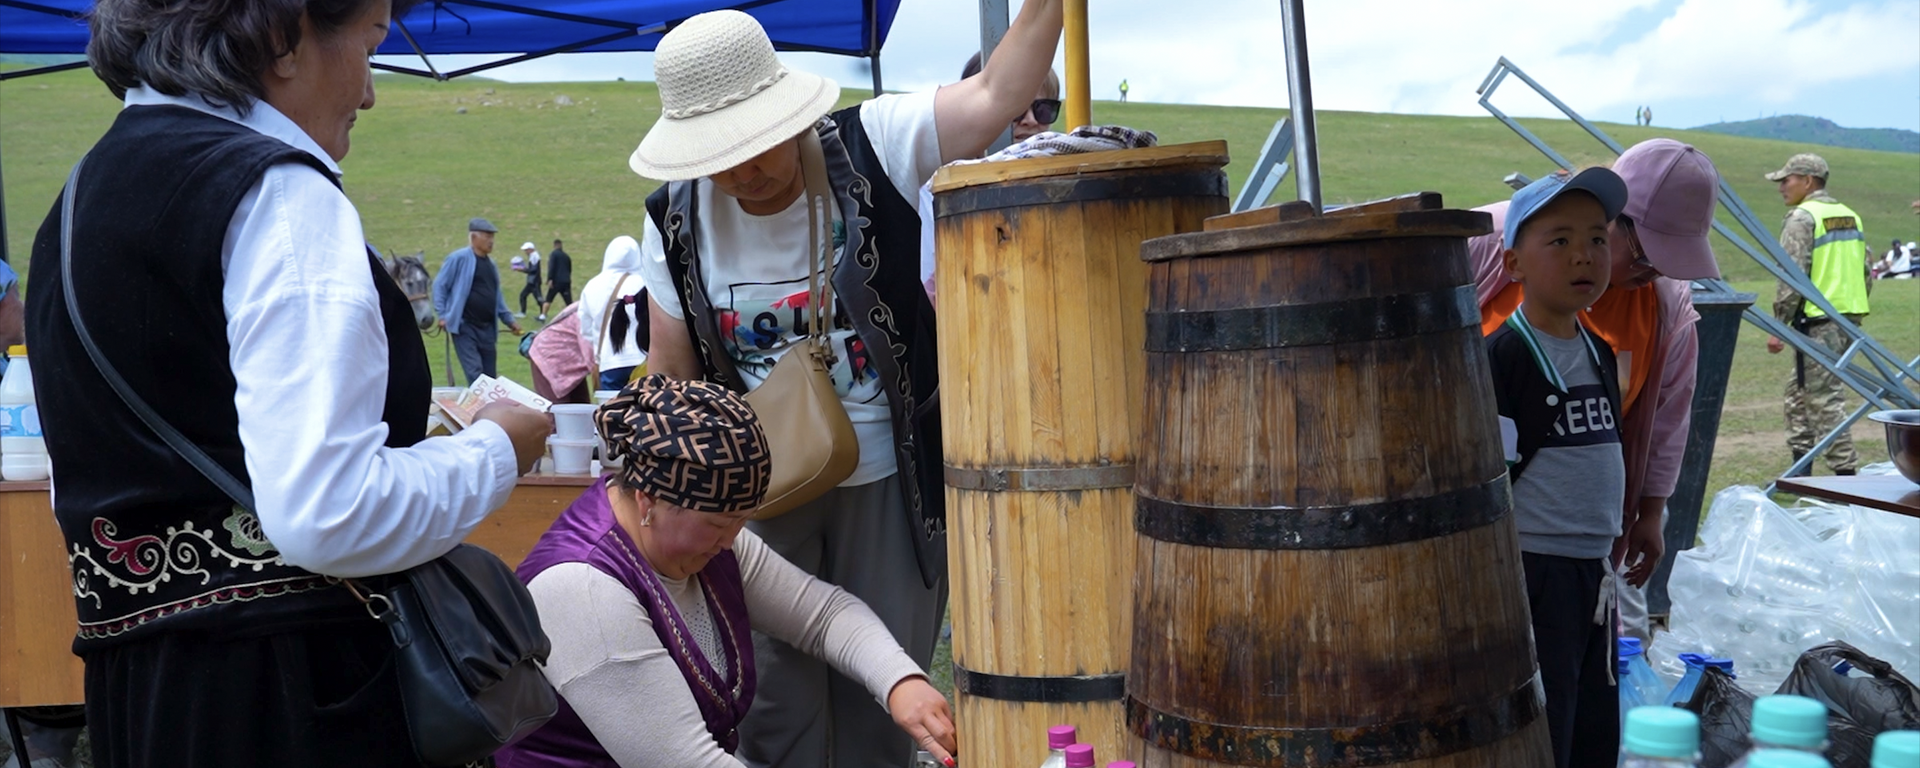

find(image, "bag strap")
[798,130,836,349]
[591,273,631,387]
[58,157,256,512]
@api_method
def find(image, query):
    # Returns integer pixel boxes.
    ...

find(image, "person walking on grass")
[541,238,573,317]
[516,241,544,320]
[1765,153,1872,476]
[434,217,524,383]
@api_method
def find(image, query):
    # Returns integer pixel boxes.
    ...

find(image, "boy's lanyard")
[1505,306,1604,393]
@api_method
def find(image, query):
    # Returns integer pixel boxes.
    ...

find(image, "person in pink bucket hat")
[625,3,1066,767]
[1467,138,1724,642]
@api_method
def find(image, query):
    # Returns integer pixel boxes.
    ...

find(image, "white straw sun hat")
[629,10,840,181]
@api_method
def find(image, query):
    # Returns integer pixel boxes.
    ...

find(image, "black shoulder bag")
[57,158,557,767]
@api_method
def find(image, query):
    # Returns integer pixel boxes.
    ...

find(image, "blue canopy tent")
[1,0,903,86]
[0,0,906,262]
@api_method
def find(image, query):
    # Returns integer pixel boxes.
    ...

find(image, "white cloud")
[399,0,1920,130]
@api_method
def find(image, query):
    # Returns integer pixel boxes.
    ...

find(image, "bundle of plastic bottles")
[1652,483,1920,696]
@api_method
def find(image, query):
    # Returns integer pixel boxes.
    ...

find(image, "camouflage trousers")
[1784,315,1862,472]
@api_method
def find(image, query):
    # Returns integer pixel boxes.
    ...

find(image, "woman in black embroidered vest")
[24,1,553,766]
[627,6,1065,766]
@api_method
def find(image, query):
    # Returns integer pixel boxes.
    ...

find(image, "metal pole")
[1277,0,1321,212]
[1063,0,1091,130]
[976,0,1013,152]
[870,55,884,95]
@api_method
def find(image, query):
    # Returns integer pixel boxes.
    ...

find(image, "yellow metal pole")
[1063,0,1091,129]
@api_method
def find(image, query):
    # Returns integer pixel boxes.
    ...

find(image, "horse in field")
[382,249,435,331]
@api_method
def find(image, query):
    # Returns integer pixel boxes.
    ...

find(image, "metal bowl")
[1866,410,1920,485]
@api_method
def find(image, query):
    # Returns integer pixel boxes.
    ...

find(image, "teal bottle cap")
[1747,749,1833,768]
[1875,731,1920,768]
[1624,706,1700,759]
[1752,695,1829,748]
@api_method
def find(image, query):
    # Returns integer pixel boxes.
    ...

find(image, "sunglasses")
[1025,99,1062,125]
[1617,216,1655,272]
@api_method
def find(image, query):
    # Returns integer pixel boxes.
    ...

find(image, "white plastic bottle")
[1621,706,1701,767]
[0,345,48,482]
[1039,725,1077,768]
[1729,696,1829,767]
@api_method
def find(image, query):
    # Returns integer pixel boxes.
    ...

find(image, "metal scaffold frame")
[1474,57,1920,486]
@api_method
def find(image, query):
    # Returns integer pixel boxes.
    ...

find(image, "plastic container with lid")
[1064,744,1095,768]
[1874,731,1920,768]
[1039,725,1077,768]
[0,345,47,482]
[1664,653,1735,707]
[1622,706,1701,767]
[1619,637,1668,705]
[1729,695,1829,766]
[1744,750,1832,768]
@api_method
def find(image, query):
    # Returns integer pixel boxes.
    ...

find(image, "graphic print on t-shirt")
[1544,383,1618,444]
[717,275,883,405]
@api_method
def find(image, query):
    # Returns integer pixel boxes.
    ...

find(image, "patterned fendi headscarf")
[597,374,770,514]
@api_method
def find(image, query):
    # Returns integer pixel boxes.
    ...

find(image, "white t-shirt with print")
[639,91,944,486]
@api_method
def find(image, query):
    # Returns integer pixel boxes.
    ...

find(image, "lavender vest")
[497,477,756,767]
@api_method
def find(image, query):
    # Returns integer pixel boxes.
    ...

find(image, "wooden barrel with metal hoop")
[1126,195,1553,767]
[932,141,1229,767]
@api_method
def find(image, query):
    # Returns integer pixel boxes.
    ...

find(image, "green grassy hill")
[1693,115,1920,154]
[3,70,1917,494]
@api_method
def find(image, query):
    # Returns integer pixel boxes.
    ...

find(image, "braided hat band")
[597,374,771,514]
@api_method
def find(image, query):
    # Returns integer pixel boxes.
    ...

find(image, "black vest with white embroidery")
[645,106,947,588]
[25,105,431,650]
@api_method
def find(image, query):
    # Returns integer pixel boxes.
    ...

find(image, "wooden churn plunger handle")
[1279,0,1322,213]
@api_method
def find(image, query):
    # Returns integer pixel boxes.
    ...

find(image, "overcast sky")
[378,0,1920,132]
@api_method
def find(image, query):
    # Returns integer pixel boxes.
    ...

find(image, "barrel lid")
[1140,192,1492,262]
[930,140,1228,194]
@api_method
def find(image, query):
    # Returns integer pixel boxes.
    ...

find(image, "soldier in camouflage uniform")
[1765,153,1874,475]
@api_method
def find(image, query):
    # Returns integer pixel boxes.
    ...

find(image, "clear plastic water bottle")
[913,750,941,768]
[1728,696,1830,767]
[1620,637,1667,705]
[1621,706,1701,767]
[1743,750,1832,768]
[0,345,47,482]
[1039,725,1077,768]
[1065,744,1095,768]
[1621,651,1649,727]
[1664,654,1734,707]
[1873,731,1920,768]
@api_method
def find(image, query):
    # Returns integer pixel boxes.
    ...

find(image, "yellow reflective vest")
[1796,198,1869,318]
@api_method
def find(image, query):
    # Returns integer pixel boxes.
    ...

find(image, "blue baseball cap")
[1503,167,1630,250]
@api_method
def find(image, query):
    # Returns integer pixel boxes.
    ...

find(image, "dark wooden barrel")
[1126,197,1552,767]
[932,142,1229,767]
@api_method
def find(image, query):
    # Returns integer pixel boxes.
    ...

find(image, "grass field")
[2,71,1916,497]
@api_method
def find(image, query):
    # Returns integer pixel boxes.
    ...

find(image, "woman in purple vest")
[498,375,956,768]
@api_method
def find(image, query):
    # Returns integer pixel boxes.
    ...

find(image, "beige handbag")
[743,132,859,519]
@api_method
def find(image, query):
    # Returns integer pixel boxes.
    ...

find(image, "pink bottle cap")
[1064,744,1095,768]
[1108,763,1137,768]
[1047,725,1078,749]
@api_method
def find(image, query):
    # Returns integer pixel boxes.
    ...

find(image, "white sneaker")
[538,313,548,322]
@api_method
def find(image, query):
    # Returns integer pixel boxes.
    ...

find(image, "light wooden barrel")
[1126,197,1553,767]
[932,142,1229,766]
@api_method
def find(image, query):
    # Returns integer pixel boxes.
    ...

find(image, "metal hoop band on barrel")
[944,464,1135,493]
[1126,674,1545,766]
[933,171,1228,218]
[1134,476,1510,550]
[953,664,1128,703]
[1144,284,1479,352]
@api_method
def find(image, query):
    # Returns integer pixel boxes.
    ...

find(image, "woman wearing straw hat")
[631,4,1064,765]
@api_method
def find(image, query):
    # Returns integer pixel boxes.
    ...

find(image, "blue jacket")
[432,246,514,335]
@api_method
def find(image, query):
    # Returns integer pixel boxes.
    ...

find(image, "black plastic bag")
[1775,641,1920,768]
[1681,666,1756,768]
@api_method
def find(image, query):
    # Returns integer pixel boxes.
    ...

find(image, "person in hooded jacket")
[578,235,650,390]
